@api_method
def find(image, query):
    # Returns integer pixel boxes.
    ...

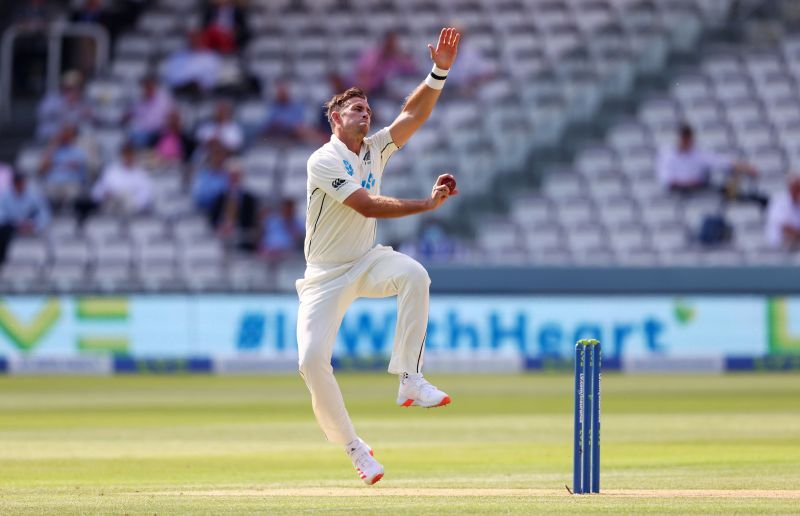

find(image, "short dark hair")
[324,87,367,130]
[679,123,694,140]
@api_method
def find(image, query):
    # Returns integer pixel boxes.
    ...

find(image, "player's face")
[338,98,371,137]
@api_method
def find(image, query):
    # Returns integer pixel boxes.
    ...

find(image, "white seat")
[84,218,122,244]
[565,224,607,253]
[95,239,132,266]
[608,224,649,253]
[181,240,224,265]
[7,237,48,267]
[556,201,596,228]
[173,216,213,243]
[543,172,584,199]
[52,239,90,265]
[599,198,638,227]
[477,222,521,252]
[576,147,617,177]
[138,240,177,266]
[649,224,688,252]
[129,218,167,244]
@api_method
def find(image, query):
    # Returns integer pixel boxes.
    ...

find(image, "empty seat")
[7,237,48,268]
[128,217,167,244]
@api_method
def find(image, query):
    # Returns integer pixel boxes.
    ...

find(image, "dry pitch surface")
[0,373,798,514]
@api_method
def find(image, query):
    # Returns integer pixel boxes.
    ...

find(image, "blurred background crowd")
[0,0,799,293]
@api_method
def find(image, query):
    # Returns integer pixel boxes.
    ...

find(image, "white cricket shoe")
[346,438,384,485]
[397,373,452,408]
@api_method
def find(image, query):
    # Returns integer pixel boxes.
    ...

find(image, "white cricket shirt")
[765,191,800,247]
[304,127,398,265]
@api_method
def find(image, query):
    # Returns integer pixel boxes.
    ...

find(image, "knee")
[402,259,431,288]
[298,347,330,377]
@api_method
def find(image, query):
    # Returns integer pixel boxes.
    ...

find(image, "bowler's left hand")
[428,27,461,70]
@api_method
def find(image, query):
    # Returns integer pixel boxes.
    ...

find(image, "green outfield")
[0,373,798,514]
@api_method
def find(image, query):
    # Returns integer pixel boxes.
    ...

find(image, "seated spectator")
[75,142,154,224]
[38,124,90,209]
[261,81,310,143]
[127,75,175,149]
[91,142,154,213]
[354,31,417,96]
[36,70,92,141]
[765,176,800,249]
[209,160,258,250]
[657,123,767,207]
[154,110,195,164]
[201,0,249,54]
[0,163,12,195]
[161,31,222,97]
[259,198,304,260]
[195,99,244,153]
[0,173,51,266]
[191,140,229,211]
[416,219,455,262]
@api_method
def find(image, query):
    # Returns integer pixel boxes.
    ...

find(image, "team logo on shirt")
[332,178,346,190]
[361,172,376,190]
[363,150,371,165]
[343,160,354,176]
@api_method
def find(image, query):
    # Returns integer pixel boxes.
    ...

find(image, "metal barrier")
[0,22,109,123]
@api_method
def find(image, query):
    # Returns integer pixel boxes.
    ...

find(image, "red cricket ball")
[442,176,456,193]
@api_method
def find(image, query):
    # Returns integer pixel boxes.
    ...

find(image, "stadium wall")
[0,294,798,375]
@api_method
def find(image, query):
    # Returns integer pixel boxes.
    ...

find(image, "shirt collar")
[330,133,363,160]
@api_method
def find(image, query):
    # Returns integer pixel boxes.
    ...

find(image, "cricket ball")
[442,176,456,193]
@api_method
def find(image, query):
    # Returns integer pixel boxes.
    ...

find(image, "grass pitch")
[0,373,798,514]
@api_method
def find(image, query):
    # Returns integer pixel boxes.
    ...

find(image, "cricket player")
[296,28,461,485]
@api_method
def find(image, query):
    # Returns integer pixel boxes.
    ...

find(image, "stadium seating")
[7,0,800,293]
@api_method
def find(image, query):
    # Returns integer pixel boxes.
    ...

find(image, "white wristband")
[424,64,449,90]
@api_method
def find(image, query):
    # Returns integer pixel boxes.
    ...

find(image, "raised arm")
[388,28,460,148]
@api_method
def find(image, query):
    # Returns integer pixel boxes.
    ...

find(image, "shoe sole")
[399,395,451,408]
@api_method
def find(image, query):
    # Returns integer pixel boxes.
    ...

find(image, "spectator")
[191,140,229,210]
[154,110,195,164]
[37,70,93,141]
[161,31,222,96]
[259,198,304,260]
[0,163,13,195]
[657,123,767,207]
[38,124,90,209]
[201,0,249,54]
[90,142,154,214]
[127,75,175,149]
[0,173,51,266]
[354,31,417,96]
[416,219,455,262]
[209,160,258,250]
[195,99,244,152]
[765,175,800,249]
[262,81,310,143]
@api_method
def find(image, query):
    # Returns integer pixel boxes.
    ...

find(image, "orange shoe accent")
[369,473,384,485]
[433,396,451,407]
[402,398,414,407]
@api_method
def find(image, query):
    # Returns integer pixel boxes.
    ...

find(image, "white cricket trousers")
[296,245,431,444]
